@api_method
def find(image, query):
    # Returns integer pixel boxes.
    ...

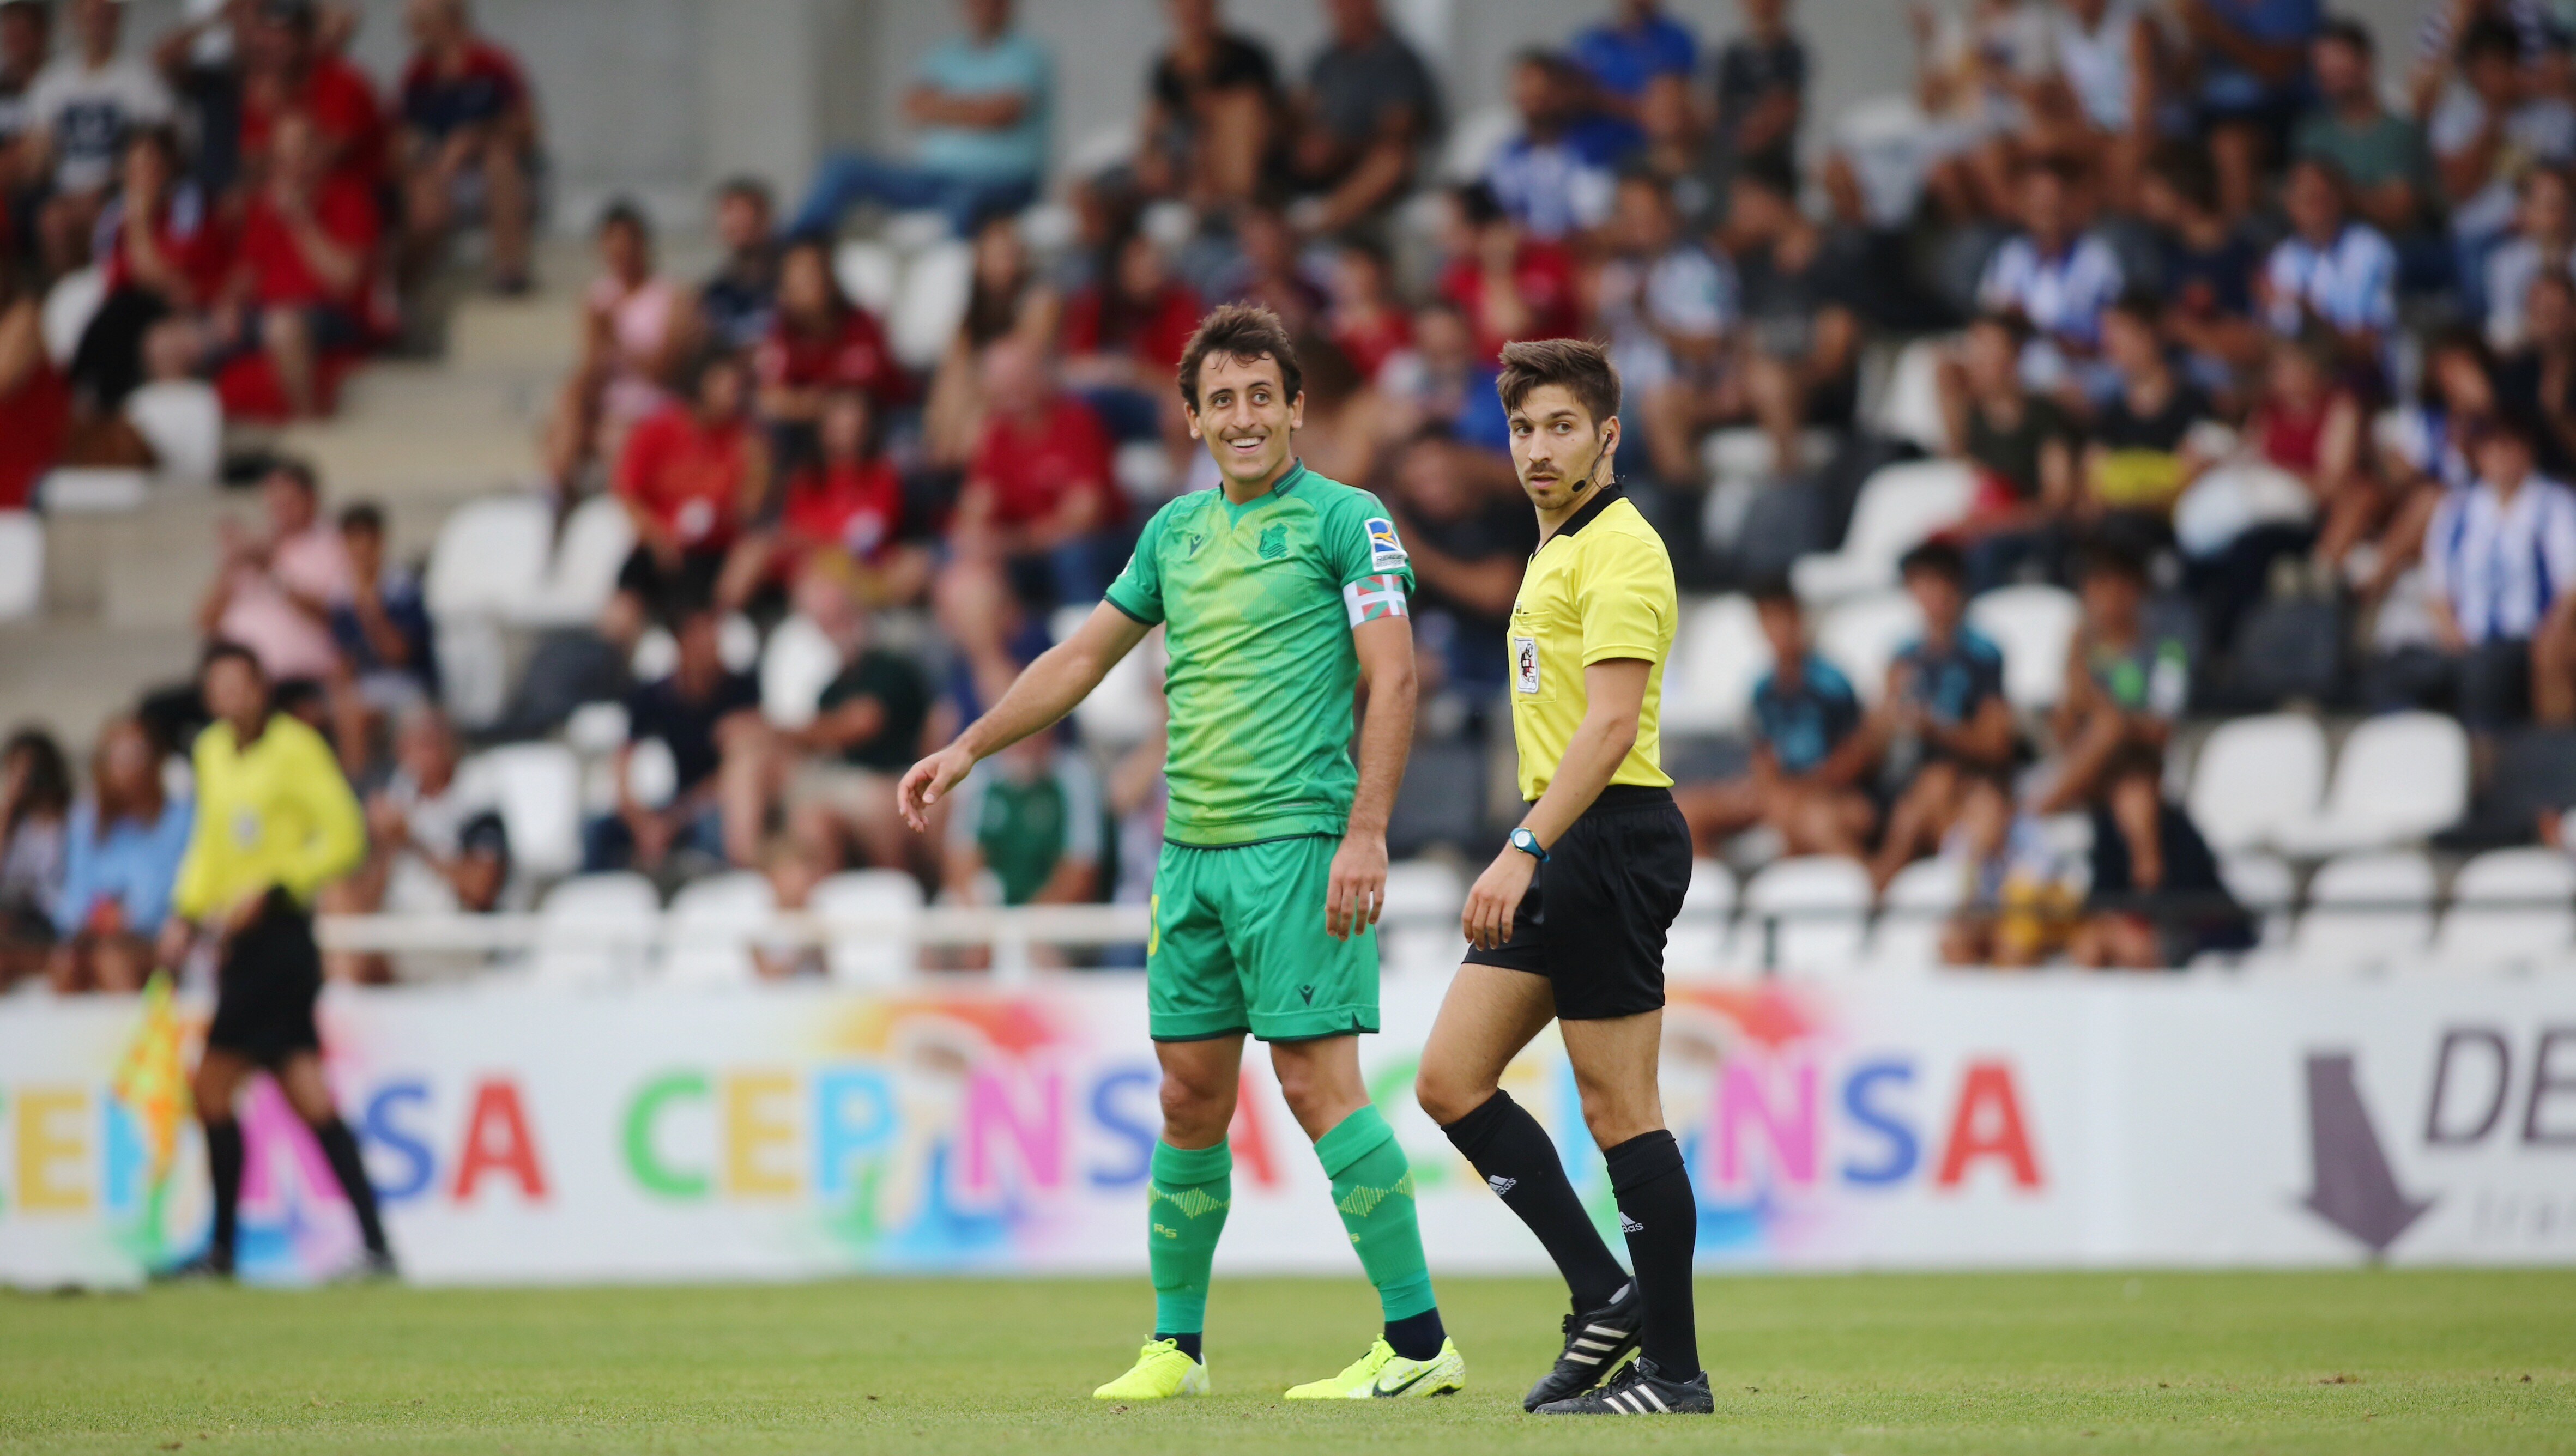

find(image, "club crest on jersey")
[1259,523,1287,559]
[1364,516,1407,569]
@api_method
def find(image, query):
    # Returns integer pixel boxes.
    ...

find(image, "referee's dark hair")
[1177,303,1302,413]
[1497,337,1621,428]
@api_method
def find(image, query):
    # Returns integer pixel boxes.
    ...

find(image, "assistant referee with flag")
[1412,338,1706,1416]
[158,641,394,1279]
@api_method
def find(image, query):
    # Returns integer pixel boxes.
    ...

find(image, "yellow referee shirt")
[171,714,366,923]
[1505,487,1678,802]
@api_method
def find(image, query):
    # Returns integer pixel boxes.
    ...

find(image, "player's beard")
[1522,434,1610,511]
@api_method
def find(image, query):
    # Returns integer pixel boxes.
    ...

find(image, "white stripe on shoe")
[1638,1384,1671,1412]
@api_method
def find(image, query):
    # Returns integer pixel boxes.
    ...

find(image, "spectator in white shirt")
[27,0,173,275]
[2419,410,2576,726]
[1484,49,1616,242]
[2484,165,2576,352]
[2260,156,2398,376]
[1976,160,2124,401]
[2430,17,2576,270]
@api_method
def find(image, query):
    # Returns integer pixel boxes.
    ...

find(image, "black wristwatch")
[1508,827,1549,863]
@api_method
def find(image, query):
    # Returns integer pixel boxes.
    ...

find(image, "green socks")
[1147,1139,1232,1338]
[1316,1106,1438,1322]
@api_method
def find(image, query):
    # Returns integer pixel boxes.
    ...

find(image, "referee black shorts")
[1462,784,1692,1021]
[205,889,326,1066]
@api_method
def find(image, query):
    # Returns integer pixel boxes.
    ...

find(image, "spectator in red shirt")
[70,127,231,417]
[935,339,1124,706]
[0,270,71,512]
[239,0,385,189]
[753,235,906,471]
[395,0,538,295]
[613,347,770,625]
[214,108,380,418]
[1325,238,1411,384]
[719,387,931,609]
[1436,181,1579,359]
[1062,224,1200,464]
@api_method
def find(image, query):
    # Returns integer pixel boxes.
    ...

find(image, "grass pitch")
[2,1270,2569,1454]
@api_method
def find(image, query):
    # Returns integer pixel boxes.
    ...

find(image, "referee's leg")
[190,1048,257,1273]
[1417,966,1632,1314]
[276,1052,395,1265]
[1563,1012,1700,1380]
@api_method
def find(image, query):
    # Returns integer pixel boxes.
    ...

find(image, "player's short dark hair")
[199,639,265,680]
[337,501,385,536]
[1898,539,1967,585]
[1177,303,1302,412]
[1747,575,1800,611]
[1497,338,1621,429]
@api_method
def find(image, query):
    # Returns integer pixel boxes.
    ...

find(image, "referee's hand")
[1462,850,1537,952]
[1325,832,1387,941]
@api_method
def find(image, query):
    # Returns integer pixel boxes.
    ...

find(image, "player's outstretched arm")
[897,602,1151,831]
[1327,614,1417,940]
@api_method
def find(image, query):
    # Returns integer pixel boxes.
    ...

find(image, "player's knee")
[1158,1069,1233,1140]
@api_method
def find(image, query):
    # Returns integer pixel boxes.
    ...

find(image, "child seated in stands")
[1937,771,2079,968]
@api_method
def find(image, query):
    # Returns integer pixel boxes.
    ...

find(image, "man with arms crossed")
[898,305,1463,1401]
[1414,338,1708,1415]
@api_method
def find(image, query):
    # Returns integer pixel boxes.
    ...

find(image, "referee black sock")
[1441,1090,1629,1312]
[309,1117,391,1257]
[1605,1130,1699,1378]
[204,1120,244,1271]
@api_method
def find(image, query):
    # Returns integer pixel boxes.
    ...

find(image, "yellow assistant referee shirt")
[1506,487,1678,803]
[171,713,366,923]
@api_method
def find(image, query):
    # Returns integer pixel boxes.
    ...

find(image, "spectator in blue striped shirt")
[2416,410,2576,726]
[2260,156,2398,385]
[1976,161,2125,404]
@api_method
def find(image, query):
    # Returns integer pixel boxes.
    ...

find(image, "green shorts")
[1147,835,1381,1043]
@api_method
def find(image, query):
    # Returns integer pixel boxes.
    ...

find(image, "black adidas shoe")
[1533,1356,1713,1415]
[1521,1282,1643,1411]
[153,1250,233,1283]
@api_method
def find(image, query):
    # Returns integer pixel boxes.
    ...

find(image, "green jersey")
[1105,462,1415,847]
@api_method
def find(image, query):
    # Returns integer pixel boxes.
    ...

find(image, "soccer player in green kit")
[897,305,1464,1402]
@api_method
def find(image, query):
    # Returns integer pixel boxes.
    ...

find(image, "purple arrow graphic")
[2301,1053,2434,1254]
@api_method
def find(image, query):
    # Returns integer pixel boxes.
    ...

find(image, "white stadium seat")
[434,616,509,729]
[890,240,973,372]
[1736,856,1873,977]
[1815,591,1922,707]
[2433,848,2576,973]
[2218,851,2299,956]
[1668,858,1737,973]
[631,612,759,681]
[1700,426,1835,485]
[124,381,224,485]
[1442,103,1520,181]
[760,612,844,729]
[0,512,41,621]
[813,870,926,985]
[660,872,776,985]
[1966,584,2081,713]
[1790,460,1976,604]
[521,493,634,627]
[1661,594,1769,735]
[1871,336,1955,454]
[2187,714,2329,853]
[2274,713,2469,857]
[530,873,661,986]
[2282,851,2436,973]
[1867,856,1965,974]
[425,494,553,621]
[40,266,106,364]
[833,240,900,317]
[455,743,584,881]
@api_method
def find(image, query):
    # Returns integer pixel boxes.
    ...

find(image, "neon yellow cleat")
[1092,1338,1210,1400]
[1282,1337,1466,1399]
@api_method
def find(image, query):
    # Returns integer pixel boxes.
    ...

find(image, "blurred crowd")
[10,0,2576,991]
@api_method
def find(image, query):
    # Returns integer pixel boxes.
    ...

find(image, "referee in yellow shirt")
[1412,339,1704,1416]
[158,642,393,1279]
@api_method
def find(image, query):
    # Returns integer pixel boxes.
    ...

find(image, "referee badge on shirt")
[1364,516,1408,569]
[232,809,262,847]
[1514,636,1541,695]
